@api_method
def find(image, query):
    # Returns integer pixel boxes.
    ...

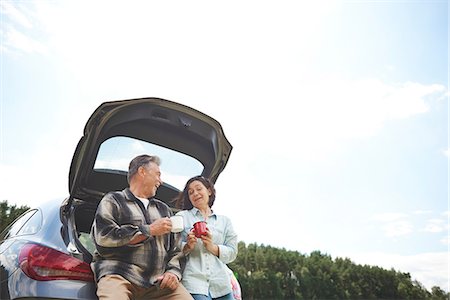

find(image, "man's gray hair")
[127,154,161,183]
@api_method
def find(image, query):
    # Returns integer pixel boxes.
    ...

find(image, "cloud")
[371,213,413,238]
[0,108,85,207]
[295,79,444,136]
[383,220,414,237]
[422,218,448,233]
[372,212,409,222]
[0,162,66,207]
[439,235,449,246]
[384,81,443,119]
[1,2,48,55]
[94,159,130,172]
[413,210,433,215]
[442,149,449,157]
[131,141,146,153]
[2,1,446,163]
[1,1,32,29]
[205,78,447,165]
[372,211,449,239]
[3,26,47,54]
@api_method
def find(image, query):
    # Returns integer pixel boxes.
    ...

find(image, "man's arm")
[165,234,186,282]
[92,195,145,248]
[130,217,172,244]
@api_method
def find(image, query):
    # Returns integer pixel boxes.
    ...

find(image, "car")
[0,97,236,299]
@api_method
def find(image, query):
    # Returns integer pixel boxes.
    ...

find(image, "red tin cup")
[193,221,208,238]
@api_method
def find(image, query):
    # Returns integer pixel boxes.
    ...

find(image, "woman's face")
[188,180,211,209]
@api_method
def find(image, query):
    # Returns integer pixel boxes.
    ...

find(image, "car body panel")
[8,272,96,299]
[0,201,97,299]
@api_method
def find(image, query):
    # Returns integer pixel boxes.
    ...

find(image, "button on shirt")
[176,208,238,298]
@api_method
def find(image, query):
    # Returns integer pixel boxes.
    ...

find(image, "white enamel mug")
[170,215,184,233]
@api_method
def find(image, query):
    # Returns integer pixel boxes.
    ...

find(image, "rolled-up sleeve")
[218,217,238,264]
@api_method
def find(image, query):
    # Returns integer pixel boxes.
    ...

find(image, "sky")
[0,0,448,292]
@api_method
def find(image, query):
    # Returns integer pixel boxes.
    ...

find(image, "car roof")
[68,97,232,207]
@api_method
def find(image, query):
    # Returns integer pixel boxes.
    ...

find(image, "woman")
[174,176,238,300]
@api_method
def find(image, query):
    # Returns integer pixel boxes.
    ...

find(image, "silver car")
[0,97,233,299]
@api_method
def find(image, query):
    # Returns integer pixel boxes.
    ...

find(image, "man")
[91,154,192,300]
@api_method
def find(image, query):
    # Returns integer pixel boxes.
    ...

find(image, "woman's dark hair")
[174,176,216,210]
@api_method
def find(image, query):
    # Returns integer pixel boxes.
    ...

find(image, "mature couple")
[90,154,238,300]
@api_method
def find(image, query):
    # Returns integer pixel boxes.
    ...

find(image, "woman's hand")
[183,230,197,254]
[200,228,219,257]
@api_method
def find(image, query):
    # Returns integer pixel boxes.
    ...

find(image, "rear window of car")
[94,136,204,190]
[0,209,42,239]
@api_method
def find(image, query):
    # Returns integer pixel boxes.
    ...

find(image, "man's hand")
[150,217,172,236]
[156,272,179,290]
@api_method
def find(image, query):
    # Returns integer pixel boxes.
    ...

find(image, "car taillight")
[19,243,94,282]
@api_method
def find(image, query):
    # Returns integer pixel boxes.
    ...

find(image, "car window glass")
[1,209,38,239]
[16,209,42,236]
[94,136,204,190]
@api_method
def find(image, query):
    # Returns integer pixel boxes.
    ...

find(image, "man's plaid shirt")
[90,188,185,288]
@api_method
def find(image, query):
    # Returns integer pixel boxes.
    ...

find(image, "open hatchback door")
[67,97,233,209]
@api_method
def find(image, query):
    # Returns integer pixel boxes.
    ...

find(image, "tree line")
[1,200,448,299]
[228,242,448,299]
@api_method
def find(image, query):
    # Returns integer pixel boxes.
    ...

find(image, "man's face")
[142,162,162,198]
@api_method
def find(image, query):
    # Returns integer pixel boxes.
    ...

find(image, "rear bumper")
[9,270,97,300]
